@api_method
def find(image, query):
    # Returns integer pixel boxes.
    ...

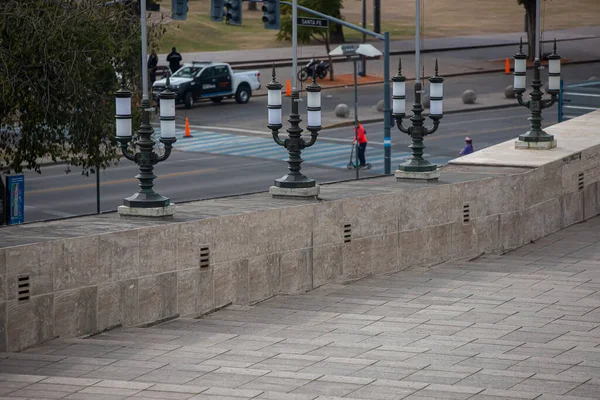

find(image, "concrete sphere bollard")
[504,85,516,99]
[462,90,477,104]
[375,100,385,112]
[335,104,350,118]
[422,94,430,108]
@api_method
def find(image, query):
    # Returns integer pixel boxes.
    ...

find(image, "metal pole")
[141,0,148,100]
[535,0,540,60]
[558,79,564,122]
[374,0,381,33]
[292,0,298,90]
[354,59,359,180]
[96,167,100,214]
[361,0,367,76]
[415,0,420,84]
[383,32,391,175]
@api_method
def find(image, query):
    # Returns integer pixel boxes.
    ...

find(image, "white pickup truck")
[152,61,261,109]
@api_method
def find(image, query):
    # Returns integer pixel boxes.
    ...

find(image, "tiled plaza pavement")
[3,219,600,399]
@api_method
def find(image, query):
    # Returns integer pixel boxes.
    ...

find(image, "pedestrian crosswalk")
[161,129,451,173]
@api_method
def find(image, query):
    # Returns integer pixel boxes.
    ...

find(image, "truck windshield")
[172,67,198,78]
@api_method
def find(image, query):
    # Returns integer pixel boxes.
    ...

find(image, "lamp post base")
[118,204,176,217]
[269,185,320,199]
[395,169,440,181]
[515,139,557,150]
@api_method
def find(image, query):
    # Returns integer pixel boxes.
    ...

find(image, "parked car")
[152,61,261,109]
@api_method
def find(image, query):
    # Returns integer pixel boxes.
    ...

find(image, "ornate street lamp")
[392,58,444,181]
[115,76,177,216]
[267,66,322,198]
[513,38,561,149]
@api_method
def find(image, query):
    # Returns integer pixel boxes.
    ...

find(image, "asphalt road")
[176,62,599,131]
[22,106,554,223]
[22,154,375,223]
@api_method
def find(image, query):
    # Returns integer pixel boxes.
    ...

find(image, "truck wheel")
[235,85,251,104]
[211,96,223,103]
[184,92,194,109]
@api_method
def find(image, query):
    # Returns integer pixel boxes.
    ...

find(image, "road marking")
[26,168,218,195]
[363,125,529,143]
[159,129,450,173]
[425,125,529,141]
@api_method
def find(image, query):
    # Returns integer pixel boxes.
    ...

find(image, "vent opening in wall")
[463,204,471,224]
[200,246,210,269]
[344,224,352,243]
[17,275,30,302]
[578,173,584,191]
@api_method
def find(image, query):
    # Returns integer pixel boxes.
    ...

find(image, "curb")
[34,155,124,169]
[321,103,521,130]
[251,58,600,98]
[179,36,600,70]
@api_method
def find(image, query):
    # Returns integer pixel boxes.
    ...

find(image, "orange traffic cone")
[184,117,193,138]
[505,58,511,74]
[286,80,292,97]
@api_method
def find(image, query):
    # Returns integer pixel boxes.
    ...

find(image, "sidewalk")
[158,26,600,66]
[319,93,521,130]
[3,215,600,398]
[231,36,600,98]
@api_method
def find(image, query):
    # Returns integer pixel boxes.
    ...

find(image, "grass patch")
[156,0,600,53]
[159,1,282,52]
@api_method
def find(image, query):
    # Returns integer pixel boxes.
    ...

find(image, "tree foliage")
[0,0,165,174]
[276,0,344,81]
[517,0,547,60]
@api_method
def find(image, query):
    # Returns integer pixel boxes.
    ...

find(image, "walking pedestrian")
[460,136,474,156]
[352,122,368,167]
[166,47,183,74]
[148,49,158,84]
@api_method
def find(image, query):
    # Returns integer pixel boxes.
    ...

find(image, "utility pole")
[361,0,367,76]
[374,0,381,33]
[280,1,391,174]
[292,0,297,90]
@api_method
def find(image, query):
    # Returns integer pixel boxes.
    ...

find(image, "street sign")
[6,175,24,225]
[341,44,359,55]
[297,17,328,28]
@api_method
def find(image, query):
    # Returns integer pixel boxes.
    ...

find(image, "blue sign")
[6,175,24,225]
[0,177,5,225]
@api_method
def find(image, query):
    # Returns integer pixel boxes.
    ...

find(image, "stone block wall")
[1,134,599,352]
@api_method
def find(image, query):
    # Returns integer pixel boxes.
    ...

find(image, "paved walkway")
[158,27,600,66]
[2,218,600,399]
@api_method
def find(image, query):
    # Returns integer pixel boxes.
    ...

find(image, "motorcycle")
[297,59,330,82]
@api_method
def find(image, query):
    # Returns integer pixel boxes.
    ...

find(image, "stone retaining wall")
[1,112,599,352]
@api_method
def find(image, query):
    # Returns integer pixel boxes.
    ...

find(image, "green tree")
[517,0,547,60]
[0,0,165,174]
[277,0,344,81]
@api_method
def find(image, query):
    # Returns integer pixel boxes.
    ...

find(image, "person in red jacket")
[352,122,368,167]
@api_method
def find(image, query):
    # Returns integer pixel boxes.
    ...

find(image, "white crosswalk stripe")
[160,129,451,173]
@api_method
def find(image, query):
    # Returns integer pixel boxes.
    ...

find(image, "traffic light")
[147,0,160,12]
[261,0,280,30]
[210,0,225,22]
[171,0,188,21]
[225,0,242,25]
